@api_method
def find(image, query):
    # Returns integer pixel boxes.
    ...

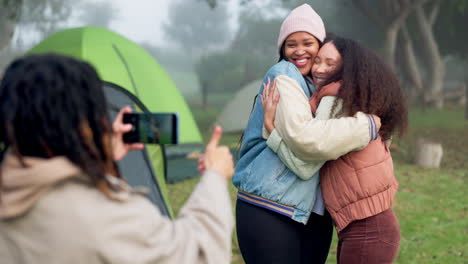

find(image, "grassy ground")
[167,104,468,264]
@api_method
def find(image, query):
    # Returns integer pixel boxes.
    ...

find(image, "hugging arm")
[266,96,336,180]
[264,75,375,161]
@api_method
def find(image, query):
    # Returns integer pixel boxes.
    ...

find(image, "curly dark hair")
[0,53,121,199]
[321,34,408,140]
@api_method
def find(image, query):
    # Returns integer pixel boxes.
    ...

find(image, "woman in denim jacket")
[261,35,407,264]
[232,4,380,264]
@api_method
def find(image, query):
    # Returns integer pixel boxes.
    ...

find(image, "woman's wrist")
[265,121,275,134]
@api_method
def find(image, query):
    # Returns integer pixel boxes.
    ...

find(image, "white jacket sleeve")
[96,170,233,264]
[267,129,325,180]
[272,75,370,161]
[266,96,338,180]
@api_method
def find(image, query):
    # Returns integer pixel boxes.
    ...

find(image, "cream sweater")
[266,95,339,180]
[0,154,233,264]
[263,75,370,161]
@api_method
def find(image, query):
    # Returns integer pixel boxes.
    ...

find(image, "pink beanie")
[277,4,326,52]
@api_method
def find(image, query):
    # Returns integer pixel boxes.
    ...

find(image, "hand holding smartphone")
[123,113,179,145]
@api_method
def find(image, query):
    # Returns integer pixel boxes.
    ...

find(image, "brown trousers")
[337,209,401,264]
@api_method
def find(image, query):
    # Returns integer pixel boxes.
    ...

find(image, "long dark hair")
[321,34,408,140]
[0,54,121,199]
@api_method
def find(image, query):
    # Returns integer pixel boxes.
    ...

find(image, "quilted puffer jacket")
[320,138,398,231]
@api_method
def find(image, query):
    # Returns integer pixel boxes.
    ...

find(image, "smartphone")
[123,113,179,144]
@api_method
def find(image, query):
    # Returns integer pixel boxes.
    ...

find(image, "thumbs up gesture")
[198,125,234,179]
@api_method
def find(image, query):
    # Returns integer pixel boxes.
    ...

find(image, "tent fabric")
[217,79,263,133]
[105,84,170,216]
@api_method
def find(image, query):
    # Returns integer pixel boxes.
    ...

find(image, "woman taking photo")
[262,34,408,263]
[0,54,235,264]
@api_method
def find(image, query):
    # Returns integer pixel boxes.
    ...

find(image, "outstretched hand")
[197,125,234,179]
[260,77,280,134]
[112,106,144,161]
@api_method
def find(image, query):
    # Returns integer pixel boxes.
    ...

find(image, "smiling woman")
[283,32,320,76]
[276,4,325,78]
[261,34,408,264]
[312,41,343,86]
[232,4,378,264]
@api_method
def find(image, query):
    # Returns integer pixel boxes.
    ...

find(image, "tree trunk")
[399,23,424,103]
[0,0,23,55]
[383,26,399,70]
[415,139,443,168]
[352,0,419,71]
[414,4,445,109]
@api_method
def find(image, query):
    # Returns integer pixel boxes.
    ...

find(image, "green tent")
[28,26,203,217]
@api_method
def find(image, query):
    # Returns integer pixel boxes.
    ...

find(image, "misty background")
[1,0,467,113]
[1,2,467,263]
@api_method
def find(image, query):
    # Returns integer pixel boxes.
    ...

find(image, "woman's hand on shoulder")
[260,77,280,134]
[112,106,144,161]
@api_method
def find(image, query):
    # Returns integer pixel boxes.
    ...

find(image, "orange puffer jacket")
[320,138,398,232]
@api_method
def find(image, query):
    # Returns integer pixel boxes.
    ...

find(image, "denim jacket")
[233,60,373,224]
[233,60,318,224]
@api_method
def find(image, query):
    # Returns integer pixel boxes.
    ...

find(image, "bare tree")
[398,24,424,100]
[352,0,424,70]
[0,0,23,54]
[353,0,449,108]
[19,0,74,37]
[0,0,76,54]
[414,1,445,108]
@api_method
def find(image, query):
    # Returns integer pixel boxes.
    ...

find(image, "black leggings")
[236,199,333,264]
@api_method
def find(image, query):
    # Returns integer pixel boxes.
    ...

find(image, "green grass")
[167,104,468,263]
[394,166,467,263]
[408,106,467,129]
